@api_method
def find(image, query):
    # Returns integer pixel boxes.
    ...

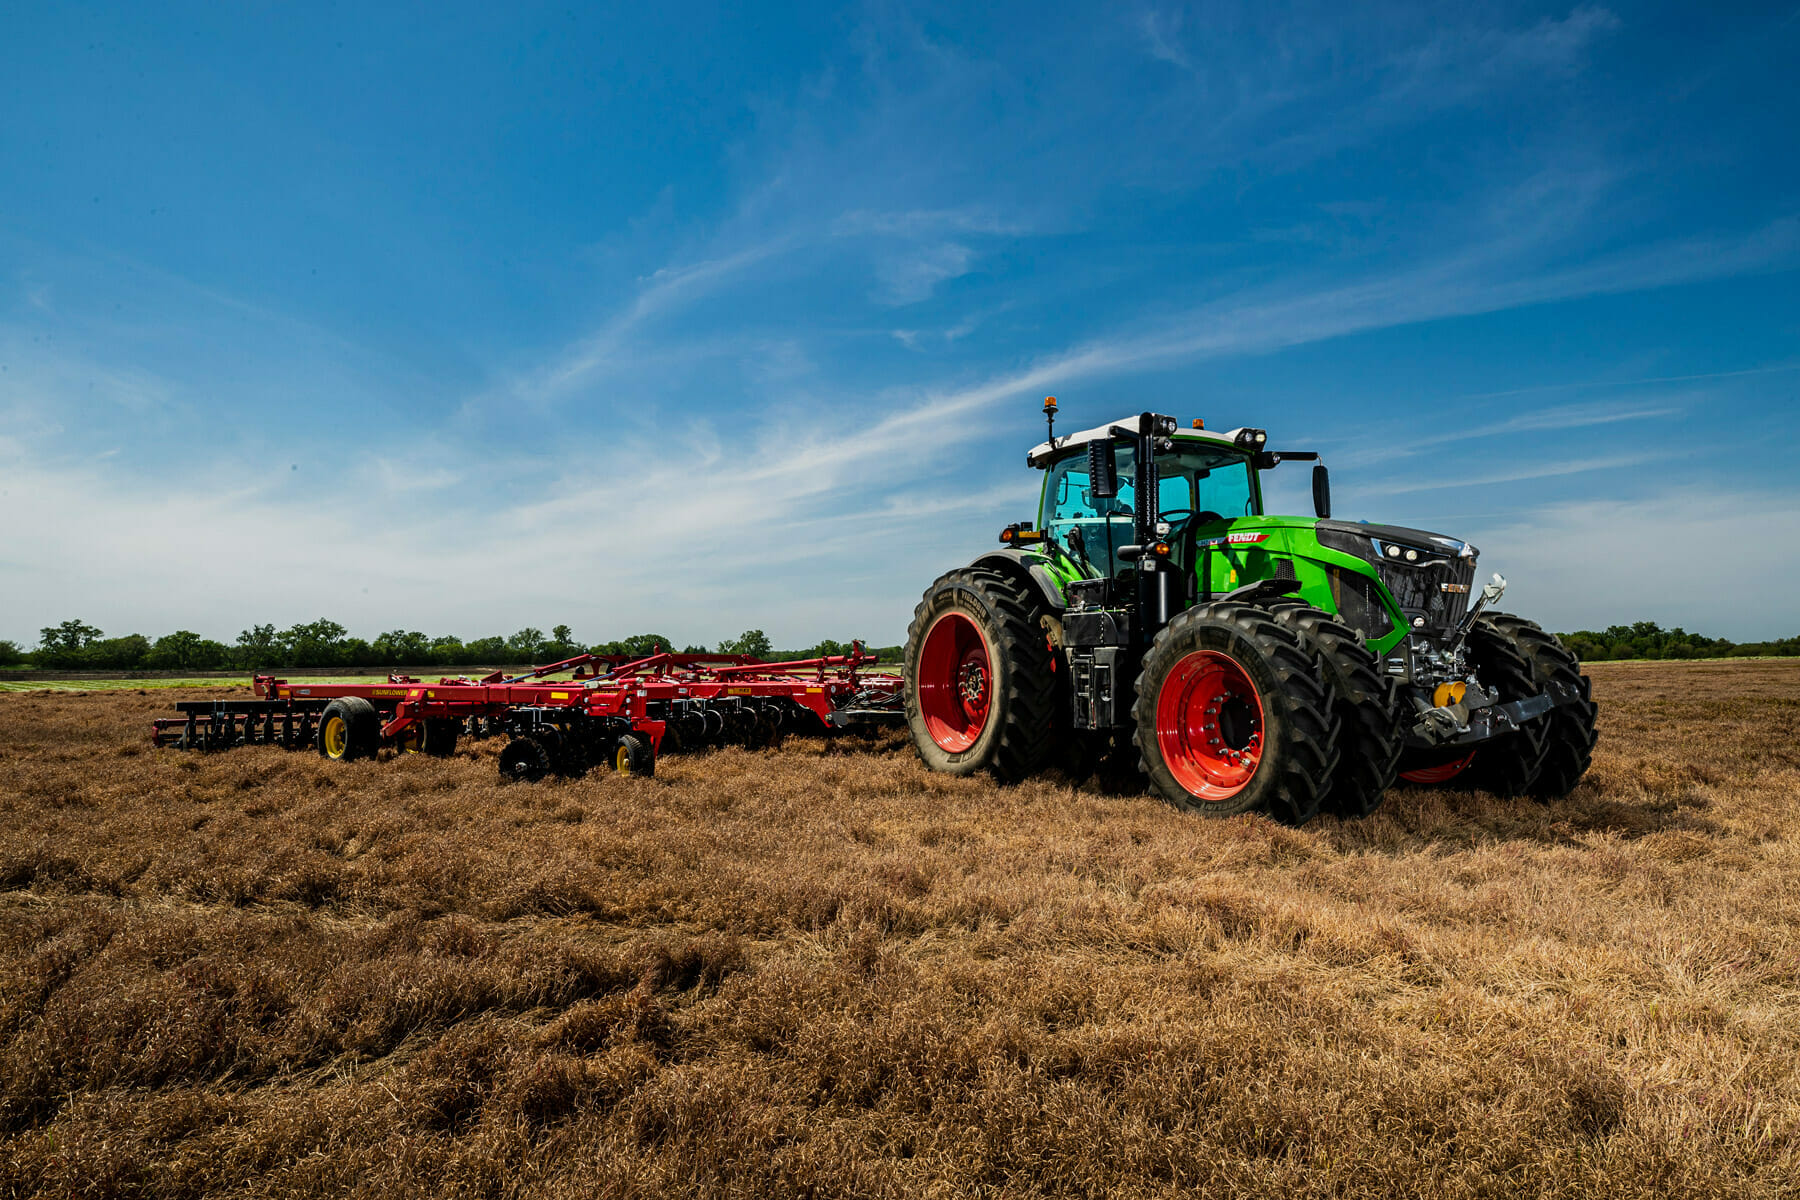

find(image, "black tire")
[612,733,655,777]
[317,697,379,761]
[1462,613,1551,797]
[1482,614,1597,798]
[498,736,554,783]
[1132,601,1338,824]
[904,568,1055,782]
[1267,601,1404,817]
[421,718,460,757]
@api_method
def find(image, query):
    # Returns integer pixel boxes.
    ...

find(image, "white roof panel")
[1026,417,1254,467]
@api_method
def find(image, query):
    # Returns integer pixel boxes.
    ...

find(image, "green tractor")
[903,400,1597,822]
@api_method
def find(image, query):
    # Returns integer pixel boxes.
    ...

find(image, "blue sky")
[2,1,1797,648]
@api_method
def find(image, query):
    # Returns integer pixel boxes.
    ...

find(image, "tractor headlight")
[1155,415,1178,436]
[1233,427,1268,451]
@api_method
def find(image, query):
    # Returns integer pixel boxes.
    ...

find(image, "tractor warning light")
[1192,419,1204,429]
[1043,396,1057,412]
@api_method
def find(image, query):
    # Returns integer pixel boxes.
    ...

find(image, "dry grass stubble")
[1,662,1797,1196]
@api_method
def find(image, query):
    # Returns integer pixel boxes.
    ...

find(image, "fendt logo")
[1196,532,1270,549]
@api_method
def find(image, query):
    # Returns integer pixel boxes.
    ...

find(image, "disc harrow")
[151,645,904,781]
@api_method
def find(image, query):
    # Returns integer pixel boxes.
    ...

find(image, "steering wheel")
[1158,509,1227,532]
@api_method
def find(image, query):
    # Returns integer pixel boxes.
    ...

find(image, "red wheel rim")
[1400,752,1475,784]
[917,611,992,753]
[1155,650,1265,802]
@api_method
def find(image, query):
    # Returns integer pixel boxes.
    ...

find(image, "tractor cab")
[1037,436,1262,581]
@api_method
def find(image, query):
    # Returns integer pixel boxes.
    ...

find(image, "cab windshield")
[1039,442,1259,578]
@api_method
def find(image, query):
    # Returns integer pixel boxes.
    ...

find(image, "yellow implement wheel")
[613,733,654,777]
[397,724,424,754]
[321,715,349,760]
[315,697,378,761]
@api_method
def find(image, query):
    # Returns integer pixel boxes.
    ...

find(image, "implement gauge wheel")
[1132,601,1338,824]
[316,697,379,762]
[398,717,459,757]
[613,733,655,777]
[904,567,1055,782]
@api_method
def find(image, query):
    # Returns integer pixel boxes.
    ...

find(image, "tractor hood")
[1314,520,1478,560]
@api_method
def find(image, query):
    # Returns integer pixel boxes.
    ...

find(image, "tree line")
[2,616,1789,672]
[1559,622,1800,662]
[0,619,904,671]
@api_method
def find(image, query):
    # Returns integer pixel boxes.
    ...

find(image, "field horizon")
[2,660,1796,1196]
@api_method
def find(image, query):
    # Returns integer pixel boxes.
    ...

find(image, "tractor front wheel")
[1485,614,1597,798]
[1459,613,1552,797]
[904,568,1055,782]
[1132,601,1338,824]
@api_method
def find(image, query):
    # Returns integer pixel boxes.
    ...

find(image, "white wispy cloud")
[1347,452,1660,497]
[1467,489,1800,639]
[497,238,796,406]
[1328,399,1685,469]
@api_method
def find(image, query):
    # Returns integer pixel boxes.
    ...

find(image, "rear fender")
[970,550,1067,614]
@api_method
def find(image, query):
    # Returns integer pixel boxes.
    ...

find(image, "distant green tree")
[718,629,772,659]
[429,635,467,665]
[591,633,673,658]
[147,631,231,670]
[87,634,151,670]
[235,623,282,669]
[465,635,507,663]
[0,639,25,667]
[505,627,547,661]
[544,624,585,660]
[372,629,433,665]
[281,619,349,667]
[36,619,104,668]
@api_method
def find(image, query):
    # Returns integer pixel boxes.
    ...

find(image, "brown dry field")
[1,661,1797,1198]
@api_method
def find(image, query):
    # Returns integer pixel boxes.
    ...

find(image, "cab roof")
[1026,419,1257,469]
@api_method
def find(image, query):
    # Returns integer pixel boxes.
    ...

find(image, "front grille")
[1377,556,1474,635]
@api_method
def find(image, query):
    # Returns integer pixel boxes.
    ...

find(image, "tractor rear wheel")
[1268,601,1404,817]
[1132,601,1338,824]
[904,568,1055,782]
[1459,613,1552,797]
[316,697,379,762]
[1483,614,1597,798]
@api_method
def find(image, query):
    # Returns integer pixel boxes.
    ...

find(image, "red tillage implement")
[150,646,904,781]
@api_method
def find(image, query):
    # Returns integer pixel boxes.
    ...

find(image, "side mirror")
[1312,464,1331,519]
[1087,439,1119,500]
